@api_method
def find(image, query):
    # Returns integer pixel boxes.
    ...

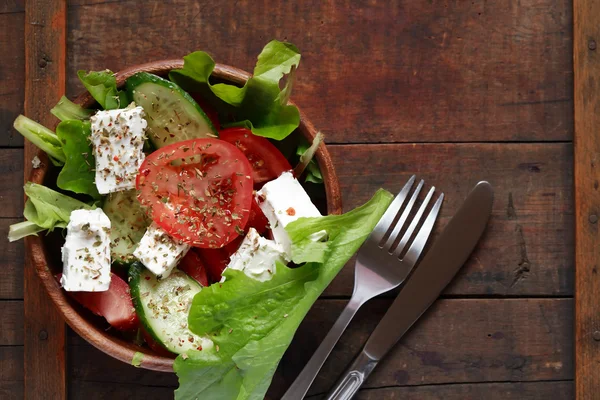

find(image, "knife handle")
[324,350,378,400]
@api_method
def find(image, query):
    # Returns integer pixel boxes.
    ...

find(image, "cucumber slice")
[103,190,150,266]
[126,72,217,148]
[129,262,213,354]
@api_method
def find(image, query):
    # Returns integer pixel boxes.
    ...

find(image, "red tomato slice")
[57,273,139,331]
[191,94,220,130]
[178,250,209,286]
[248,199,269,235]
[137,138,254,248]
[198,236,244,283]
[219,127,292,186]
[198,200,268,282]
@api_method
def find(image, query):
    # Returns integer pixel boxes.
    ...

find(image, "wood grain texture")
[67,380,573,400]
[310,381,574,400]
[0,150,24,218]
[0,346,24,400]
[325,143,573,297]
[23,0,67,398]
[0,302,24,345]
[66,0,572,143]
[60,299,572,398]
[0,220,24,300]
[0,11,24,147]
[574,0,600,398]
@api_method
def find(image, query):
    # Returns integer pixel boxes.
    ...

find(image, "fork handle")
[281,296,365,400]
[324,350,379,400]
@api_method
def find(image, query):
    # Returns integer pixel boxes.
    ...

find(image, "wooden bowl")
[25,61,343,372]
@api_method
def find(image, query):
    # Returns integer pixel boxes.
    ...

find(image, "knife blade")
[325,181,494,400]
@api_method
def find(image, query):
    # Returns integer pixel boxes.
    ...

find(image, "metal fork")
[282,175,444,400]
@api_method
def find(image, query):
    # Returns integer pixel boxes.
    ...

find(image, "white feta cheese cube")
[134,223,190,279]
[256,171,324,258]
[90,105,147,194]
[60,209,112,292]
[227,228,286,282]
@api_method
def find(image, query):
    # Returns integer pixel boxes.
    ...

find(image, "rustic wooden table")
[1,0,589,399]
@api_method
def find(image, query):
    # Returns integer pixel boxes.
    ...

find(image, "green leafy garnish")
[170,40,301,140]
[294,132,324,184]
[13,115,65,166]
[78,69,128,110]
[56,120,99,199]
[131,352,144,368]
[8,183,95,242]
[51,96,94,121]
[173,190,393,400]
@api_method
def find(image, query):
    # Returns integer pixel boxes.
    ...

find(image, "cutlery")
[282,175,444,400]
[325,181,494,400]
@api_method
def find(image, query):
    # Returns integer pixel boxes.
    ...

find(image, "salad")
[9,40,392,399]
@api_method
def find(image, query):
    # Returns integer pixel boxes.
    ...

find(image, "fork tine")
[390,186,435,257]
[381,180,424,250]
[371,175,416,243]
[399,193,444,265]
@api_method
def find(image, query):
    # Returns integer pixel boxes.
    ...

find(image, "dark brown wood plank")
[574,0,600,398]
[0,11,24,147]
[65,299,571,396]
[68,380,573,400]
[0,219,24,300]
[311,381,574,400]
[0,150,24,218]
[0,0,24,14]
[66,0,572,143]
[0,302,24,346]
[326,143,573,297]
[24,0,67,399]
[278,299,573,396]
[0,346,25,400]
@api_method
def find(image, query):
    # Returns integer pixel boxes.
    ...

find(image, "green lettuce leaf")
[51,95,94,121]
[55,120,99,199]
[78,69,128,110]
[13,115,65,165]
[12,183,95,241]
[173,189,393,399]
[295,136,323,184]
[169,40,301,140]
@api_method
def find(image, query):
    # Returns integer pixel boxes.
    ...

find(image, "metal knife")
[324,181,494,400]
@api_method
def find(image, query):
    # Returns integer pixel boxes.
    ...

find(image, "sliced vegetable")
[126,72,217,148]
[197,236,243,283]
[51,95,94,121]
[102,190,150,266]
[129,262,213,354]
[13,115,65,165]
[174,190,393,400]
[169,40,301,141]
[59,273,139,331]
[136,138,254,248]
[78,69,128,110]
[55,120,100,199]
[248,200,269,235]
[178,250,209,287]
[219,127,292,186]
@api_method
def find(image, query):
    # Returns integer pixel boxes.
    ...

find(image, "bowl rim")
[25,61,343,371]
